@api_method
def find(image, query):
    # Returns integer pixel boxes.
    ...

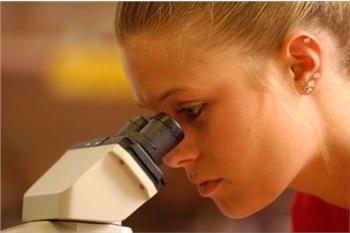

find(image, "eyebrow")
[136,86,188,108]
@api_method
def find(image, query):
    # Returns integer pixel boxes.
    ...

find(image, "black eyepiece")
[115,116,149,136]
[151,113,184,142]
[128,113,184,165]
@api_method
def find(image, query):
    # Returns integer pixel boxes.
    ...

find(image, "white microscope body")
[4,113,184,233]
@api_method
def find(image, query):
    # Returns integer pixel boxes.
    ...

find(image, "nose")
[162,128,199,168]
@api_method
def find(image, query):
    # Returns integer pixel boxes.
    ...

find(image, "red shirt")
[291,192,349,232]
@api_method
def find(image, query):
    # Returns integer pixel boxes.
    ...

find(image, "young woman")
[114,2,349,231]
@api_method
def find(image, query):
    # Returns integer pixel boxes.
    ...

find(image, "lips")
[197,178,223,197]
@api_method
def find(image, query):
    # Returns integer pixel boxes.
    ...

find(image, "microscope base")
[4,221,133,233]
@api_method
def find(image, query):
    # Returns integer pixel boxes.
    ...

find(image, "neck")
[290,144,349,208]
[290,73,350,209]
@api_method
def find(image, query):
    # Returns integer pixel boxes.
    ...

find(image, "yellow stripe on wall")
[45,43,133,101]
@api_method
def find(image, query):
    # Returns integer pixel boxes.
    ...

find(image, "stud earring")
[313,72,320,79]
[304,37,311,44]
[303,72,320,95]
[304,80,316,94]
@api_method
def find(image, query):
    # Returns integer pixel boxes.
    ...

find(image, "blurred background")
[1,2,293,231]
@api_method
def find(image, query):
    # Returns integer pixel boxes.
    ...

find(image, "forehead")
[120,37,205,96]
[119,33,242,106]
[121,33,210,76]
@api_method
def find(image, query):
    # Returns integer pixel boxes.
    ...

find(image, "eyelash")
[178,102,206,119]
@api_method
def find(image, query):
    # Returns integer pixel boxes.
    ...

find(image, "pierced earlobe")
[303,80,315,94]
[303,72,320,95]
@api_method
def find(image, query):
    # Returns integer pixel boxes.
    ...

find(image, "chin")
[212,195,275,219]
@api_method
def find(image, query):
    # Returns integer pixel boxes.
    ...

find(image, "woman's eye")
[179,103,206,119]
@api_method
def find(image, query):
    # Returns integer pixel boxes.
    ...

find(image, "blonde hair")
[114,2,350,166]
[115,2,350,72]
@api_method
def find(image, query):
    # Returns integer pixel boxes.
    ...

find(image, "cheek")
[202,92,314,217]
[206,90,309,181]
[203,90,267,177]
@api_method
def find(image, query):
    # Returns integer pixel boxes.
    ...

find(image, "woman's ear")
[280,32,322,95]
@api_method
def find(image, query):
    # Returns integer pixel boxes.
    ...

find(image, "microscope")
[5,113,184,233]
